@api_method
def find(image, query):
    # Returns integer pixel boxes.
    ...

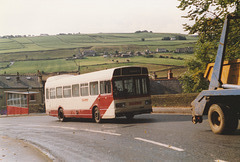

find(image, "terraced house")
[0,74,44,115]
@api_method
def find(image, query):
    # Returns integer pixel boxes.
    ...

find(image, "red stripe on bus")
[49,94,114,119]
[90,94,113,118]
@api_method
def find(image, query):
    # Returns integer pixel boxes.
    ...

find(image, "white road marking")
[215,160,228,162]
[83,129,121,136]
[18,124,121,136]
[53,126,77,130]
[135,137,184,152]
[49,126,121,136]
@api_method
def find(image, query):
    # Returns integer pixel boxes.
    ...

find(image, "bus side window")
[80,83,89,96]
[72,84,80,97]
[100,80,111,94]
[46,88,49,99]
[56,87,63,98]
[63,86,71,98]
[50,88,56,99]
[90,81,99,95]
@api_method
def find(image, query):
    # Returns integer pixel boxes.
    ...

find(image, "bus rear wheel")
[58,108,67,122]
[93,107,101,123]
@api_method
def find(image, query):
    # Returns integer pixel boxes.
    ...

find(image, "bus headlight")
[145,100,152,105]
[116,102,126,108]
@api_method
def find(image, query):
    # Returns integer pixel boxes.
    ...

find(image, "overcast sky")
[0,0,191,36]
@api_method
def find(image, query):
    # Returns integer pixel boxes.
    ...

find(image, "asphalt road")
[0,114,239,161]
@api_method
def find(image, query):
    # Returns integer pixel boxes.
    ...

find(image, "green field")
[0,55,190,77]
[0,32,197,76]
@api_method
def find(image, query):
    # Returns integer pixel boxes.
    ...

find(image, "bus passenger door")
[98,94,113,110]
[99,80,113,112]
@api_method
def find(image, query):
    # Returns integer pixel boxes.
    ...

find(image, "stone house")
[175,47,194,53]
[0,74,44,114]
[82,50,96,56]
[156,48,167,53]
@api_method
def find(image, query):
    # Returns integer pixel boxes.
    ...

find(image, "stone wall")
[150,79,183,95]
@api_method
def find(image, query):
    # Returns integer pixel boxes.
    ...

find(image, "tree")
[162,37,170,40]
[178,0,240,93]
[175,35,186,40]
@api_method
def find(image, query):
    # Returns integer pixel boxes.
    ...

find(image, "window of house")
[29,94,36,101]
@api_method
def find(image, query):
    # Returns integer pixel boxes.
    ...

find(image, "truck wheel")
[208,104,237,134]
[93,107,101,123]
[225,111,238,134]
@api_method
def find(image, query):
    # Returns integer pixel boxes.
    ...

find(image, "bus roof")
[45,66,148,87]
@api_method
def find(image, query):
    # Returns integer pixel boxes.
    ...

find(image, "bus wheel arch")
[92,106,101,123]
[58,107,67,122]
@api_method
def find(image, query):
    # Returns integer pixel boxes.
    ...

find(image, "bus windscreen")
[112,76,149,98]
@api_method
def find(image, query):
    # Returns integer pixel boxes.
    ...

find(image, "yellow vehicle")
[205,59,240,85]
[191,15,240,134]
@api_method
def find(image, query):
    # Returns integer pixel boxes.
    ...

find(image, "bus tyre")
[58,108,67,122]
[126,114,134,120]
[93,107,101,123]
[208,104,238,134]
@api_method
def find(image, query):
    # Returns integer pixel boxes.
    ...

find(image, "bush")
[162,37,170,40]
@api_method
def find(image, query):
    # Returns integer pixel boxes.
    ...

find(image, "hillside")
[0,33,197,54]
[0,33,197,75]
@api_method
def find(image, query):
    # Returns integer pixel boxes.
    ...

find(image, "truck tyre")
[208,104,238,134]
[225,110,238,134]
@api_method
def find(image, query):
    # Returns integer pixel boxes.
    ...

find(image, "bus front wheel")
[126,114,134,120]
[93,107,101,123]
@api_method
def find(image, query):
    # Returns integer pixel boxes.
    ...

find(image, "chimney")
[37,70,43,84]
[153,72,157,80]
[16,72,20,82]
[167,70,173,79]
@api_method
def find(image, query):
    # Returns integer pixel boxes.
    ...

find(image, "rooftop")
[0,75,42,89]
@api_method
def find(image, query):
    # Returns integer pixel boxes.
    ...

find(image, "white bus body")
[45,66,152,122]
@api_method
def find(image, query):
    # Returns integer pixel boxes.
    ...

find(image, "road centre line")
[83,129,121,136]
[135,137,184,152]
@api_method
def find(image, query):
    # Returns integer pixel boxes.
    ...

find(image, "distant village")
[66,46,194,61]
